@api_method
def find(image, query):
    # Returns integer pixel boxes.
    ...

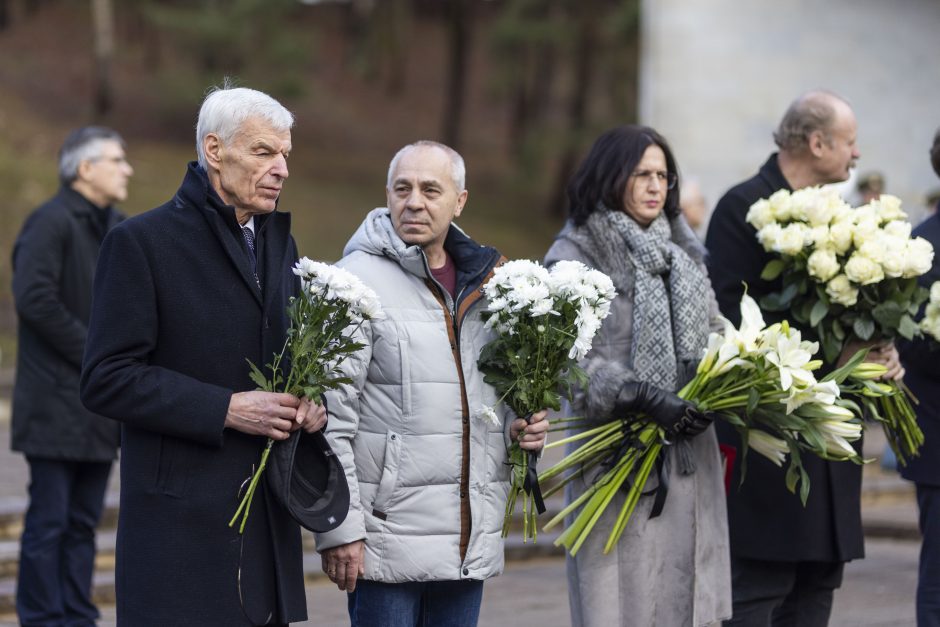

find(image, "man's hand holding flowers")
[837,339,904,381]
[511,409,550,451]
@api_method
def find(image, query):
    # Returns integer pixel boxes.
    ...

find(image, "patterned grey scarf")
[600,209,710,391]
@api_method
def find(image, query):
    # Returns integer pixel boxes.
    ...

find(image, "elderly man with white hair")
[80,83,327,626]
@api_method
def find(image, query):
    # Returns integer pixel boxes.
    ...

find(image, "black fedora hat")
[266,429,350,533]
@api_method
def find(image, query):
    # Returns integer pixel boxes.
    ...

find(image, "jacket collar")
[176,162,287,307]
[442,223,502,298]
[57,185,112,215]
[758,153,792,193]
[344,207,502,301]
[57,185,121,238]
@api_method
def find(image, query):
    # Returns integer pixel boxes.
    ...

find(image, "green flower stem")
[544,421,620,451]
[604,440,662,554]
[541,455,609,500]
[228,438,274,533]
[540,427,623,481]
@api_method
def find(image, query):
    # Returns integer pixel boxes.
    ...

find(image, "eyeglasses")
[89,155,129,166]
[630,170,678,190]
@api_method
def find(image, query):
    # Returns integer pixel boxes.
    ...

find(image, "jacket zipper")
[423,255,474,568]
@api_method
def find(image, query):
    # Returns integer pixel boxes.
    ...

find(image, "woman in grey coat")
[544,126,731,626]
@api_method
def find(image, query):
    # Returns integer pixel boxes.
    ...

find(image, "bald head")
[774,91,851,153]
[774,90,859,185]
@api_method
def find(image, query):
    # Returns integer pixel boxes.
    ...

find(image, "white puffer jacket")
[315,208,512,583]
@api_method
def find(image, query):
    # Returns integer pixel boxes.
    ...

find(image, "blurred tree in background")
[0,0,640,361]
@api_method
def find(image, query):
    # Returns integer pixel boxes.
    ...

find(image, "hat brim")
[266,429,350,533]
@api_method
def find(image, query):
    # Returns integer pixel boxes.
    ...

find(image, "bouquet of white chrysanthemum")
[477,259,615,541]
[748,188,929,462]
[538,294,888,557]
[919,282,940,342]
[229,257,383,533]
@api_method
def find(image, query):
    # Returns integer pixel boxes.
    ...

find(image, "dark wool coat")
[899,213,940,487]
[705,154,864,563]
[81,163,306,626]
[12,186,122,461]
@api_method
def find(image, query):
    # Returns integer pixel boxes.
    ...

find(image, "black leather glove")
[613,381,713,438]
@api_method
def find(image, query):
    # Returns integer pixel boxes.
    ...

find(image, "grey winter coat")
[544,214,732,627]
[315,208,513,583]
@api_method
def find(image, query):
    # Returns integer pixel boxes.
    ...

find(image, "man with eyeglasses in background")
[11,126,132,626]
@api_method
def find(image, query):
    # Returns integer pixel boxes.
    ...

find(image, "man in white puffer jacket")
[315,141,549,627]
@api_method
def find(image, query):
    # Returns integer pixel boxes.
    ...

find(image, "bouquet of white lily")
[229,258,383,533]
[477,259,615,541]
[539,294,886,557]
[748,188,929,462]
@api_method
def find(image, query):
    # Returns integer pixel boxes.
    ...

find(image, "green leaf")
[746,387,760,416]
[898,314,920,340]
[822,347,870,384]
[760,283,799,312]
[853,317,876,341]
[247,359,272,391]
[871,301,903,329]
[785,460,799,495]
[760,259,786,281]
[809,300,829,327]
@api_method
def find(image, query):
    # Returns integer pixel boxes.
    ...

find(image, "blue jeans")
[16,457,112,627]
[348,579,485,627]
[917,484,940,627]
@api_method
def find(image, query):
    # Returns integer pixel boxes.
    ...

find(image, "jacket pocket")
[371,431,402,516]
[399,338,412,416]
[153,436,191,498]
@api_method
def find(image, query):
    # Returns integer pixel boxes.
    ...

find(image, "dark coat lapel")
[177,163,264,307]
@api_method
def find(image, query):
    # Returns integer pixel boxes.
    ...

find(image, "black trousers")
[16,457,112,627]
[723,556,844,627]
[917,484,940,627]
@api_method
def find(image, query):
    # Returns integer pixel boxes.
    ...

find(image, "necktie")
[241,226,260,288]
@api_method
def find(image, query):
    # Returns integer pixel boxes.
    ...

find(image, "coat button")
[462,568,469,576]
[460,491,467,499]
[390,434,397,440]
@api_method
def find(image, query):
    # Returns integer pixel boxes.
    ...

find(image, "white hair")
[387,140,466,191]
[195,82,294,169]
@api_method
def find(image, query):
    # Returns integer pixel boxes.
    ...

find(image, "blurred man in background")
[706,90,902,626]
[11,126,131,626]
[856,171,885,204]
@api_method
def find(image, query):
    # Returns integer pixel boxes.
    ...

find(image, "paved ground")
[0,390,924,626]
[16,538,915,627]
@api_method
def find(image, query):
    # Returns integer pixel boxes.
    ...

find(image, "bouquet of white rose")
[229,258,383,533]
[477,259,615,541]
[539,294,886,557]
[919,282,940,342]
[747,188,929,461]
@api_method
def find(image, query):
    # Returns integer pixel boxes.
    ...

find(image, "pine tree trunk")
[548,7,595,217]
[441,0,470,151]
[91,0,115,117]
